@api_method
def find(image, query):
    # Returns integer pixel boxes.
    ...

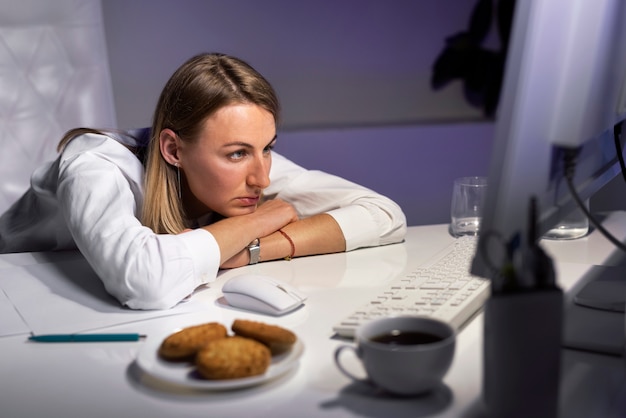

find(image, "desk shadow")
[23,256,121,311]
[319,381,453,418]
[28,249,84,265]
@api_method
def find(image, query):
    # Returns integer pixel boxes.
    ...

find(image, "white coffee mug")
[334,316,456,396]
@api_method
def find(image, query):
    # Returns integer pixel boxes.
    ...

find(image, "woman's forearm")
[260,213,346,261]
[218,213,345,268]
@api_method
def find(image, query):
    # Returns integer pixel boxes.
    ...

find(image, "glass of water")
[450,176,488,237]
[543,199,589,240]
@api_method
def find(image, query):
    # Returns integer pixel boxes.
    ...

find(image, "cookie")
[158,322,227,361]
[195,336,271,380]
[231,319,297,355]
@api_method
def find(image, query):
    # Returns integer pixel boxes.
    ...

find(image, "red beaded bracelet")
[278,229,295,261]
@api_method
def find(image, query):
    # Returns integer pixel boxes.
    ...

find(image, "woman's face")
[178,103,276,219]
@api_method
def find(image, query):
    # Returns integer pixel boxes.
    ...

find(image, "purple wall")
[101,0,486,130]
[100,1,511,225]
[276,122,494,226]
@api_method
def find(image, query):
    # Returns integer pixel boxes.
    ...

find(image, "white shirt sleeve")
[6,133,405,310]
[266,152,407,250]
[57,134,220,310]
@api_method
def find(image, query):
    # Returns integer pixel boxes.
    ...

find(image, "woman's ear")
[159,128,181,166]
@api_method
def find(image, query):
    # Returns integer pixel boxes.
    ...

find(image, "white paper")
[0,257,210,336]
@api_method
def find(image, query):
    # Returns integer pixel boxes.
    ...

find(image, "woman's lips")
[237,196,260,206]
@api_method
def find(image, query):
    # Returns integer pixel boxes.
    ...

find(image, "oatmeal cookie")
[231,319,297,355]
[158,322,227,361]
[195,336,271,380]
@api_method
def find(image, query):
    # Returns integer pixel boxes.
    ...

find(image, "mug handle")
[334,344,370,385]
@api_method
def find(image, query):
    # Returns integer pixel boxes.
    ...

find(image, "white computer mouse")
[221,274,307,316]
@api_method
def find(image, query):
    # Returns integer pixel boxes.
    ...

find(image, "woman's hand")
[211,199,299,269]
[221,199,298,268]
[249,199,299,237]
[221,211,346,269]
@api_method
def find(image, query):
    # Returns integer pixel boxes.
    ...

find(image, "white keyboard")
[333,236,490,338]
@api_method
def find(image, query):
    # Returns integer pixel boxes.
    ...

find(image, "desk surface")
[2,214,626,418]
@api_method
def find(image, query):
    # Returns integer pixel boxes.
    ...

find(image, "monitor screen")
[472,0,626,274]
[470,0,626,355]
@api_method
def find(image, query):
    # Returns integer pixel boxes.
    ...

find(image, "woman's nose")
[247,156,271,189]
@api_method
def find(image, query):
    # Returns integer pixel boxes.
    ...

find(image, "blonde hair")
[142,53,280,233]
[56,53,280,234]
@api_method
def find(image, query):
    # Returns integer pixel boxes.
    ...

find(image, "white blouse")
[0,131,406,309]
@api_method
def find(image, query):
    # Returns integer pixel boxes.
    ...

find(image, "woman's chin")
[225,207,257,217]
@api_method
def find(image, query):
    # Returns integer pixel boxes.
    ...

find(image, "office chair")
[0,0,117,214]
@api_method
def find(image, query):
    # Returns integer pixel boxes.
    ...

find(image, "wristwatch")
[247,238,260,264]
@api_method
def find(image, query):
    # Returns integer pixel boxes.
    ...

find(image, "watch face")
[248,239,260,264]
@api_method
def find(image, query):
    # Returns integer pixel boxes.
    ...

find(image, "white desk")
[1,215,626,418]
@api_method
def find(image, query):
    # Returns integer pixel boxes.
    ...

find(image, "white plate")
[135,330,304,390]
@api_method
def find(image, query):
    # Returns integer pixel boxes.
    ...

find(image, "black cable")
[563,149,626,253]
[481,123,626,278]
[614,121,626,183]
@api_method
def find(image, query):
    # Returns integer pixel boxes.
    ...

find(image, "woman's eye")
[229,150,246,160]
[263,144,275,155]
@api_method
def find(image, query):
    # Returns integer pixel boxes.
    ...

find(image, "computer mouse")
[221,274,307,316]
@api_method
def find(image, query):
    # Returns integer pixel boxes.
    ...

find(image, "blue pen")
[28,333,146,342]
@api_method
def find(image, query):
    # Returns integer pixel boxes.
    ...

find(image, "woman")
[0,53,406,309]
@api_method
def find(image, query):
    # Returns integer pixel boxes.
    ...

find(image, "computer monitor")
[471,0,626,355]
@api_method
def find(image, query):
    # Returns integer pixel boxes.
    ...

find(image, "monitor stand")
[563,265,626,356]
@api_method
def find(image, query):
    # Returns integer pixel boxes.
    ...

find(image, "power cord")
[563,142,626,253]
[614,121,626,183]
[478,120,626,281]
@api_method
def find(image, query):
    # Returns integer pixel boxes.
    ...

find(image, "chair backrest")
[0,0,116,213]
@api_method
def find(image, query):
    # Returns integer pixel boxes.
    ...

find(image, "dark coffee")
[371,330,443,346]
